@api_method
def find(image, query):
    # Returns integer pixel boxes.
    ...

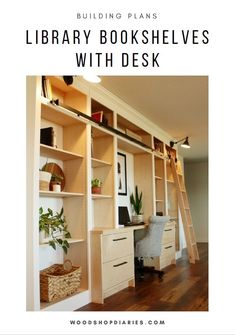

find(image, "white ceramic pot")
[39,171,51,191]
[52,183,61,192]
[39,171,51,182]
[132,214,144,224]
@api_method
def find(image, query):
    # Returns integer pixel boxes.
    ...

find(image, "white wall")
[184,160,208,243]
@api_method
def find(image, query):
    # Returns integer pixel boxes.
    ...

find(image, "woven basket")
[40,261,82,302]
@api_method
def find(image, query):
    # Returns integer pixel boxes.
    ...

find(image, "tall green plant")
[39,207,71,254]
[130,186,143,215]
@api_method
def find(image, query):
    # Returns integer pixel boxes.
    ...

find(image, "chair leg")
[134,257,144,279]
[135,258,165,281]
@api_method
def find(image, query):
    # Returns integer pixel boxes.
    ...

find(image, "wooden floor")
[77,243,208,312]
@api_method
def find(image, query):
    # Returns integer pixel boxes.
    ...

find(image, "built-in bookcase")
[91,126,115,229]
[154,156,166,215]
[39,77,89,310]
[47,76,88,114]
[91,98,114,127]
[117,114,152,148]
[27,75,184,311]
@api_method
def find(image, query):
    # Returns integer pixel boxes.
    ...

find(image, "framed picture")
[117,152,127,195]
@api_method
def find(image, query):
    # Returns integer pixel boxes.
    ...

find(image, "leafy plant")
[39,207,71,254]
[130,185,143,215]
[91,178,102,187]
[51,173,63,183]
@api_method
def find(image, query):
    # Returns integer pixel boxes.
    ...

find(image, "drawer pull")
[113,261,128,268]
[165,246,172,249]
[164,229,172,232]
[112,237,127,242]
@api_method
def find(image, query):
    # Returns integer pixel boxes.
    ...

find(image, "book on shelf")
[41,76,46,98]
[40,127,56,147]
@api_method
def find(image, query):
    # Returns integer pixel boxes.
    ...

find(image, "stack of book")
[40,127,56,147]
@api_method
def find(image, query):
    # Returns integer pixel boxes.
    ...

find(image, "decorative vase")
[132,214,144,224]
[92,186,101,194]
[39,171,52,191]
[51,181,61,192]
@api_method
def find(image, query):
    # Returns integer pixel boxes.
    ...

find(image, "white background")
[1,0,235,334]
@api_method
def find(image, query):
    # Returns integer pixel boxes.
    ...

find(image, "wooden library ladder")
[170,158,199,264]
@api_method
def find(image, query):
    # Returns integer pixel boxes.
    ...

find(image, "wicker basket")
[40,261,82,302]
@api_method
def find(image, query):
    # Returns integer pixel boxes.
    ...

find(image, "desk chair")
[135,215,170,280]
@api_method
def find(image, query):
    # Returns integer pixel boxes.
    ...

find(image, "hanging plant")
[39,207,71,254]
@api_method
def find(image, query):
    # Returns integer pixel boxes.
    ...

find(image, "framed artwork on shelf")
[117,152,127,196]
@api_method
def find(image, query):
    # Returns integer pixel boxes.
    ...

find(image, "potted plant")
[130,185,144,223]
[50,173,64,192]
[39,207,71,254]
[91,178,102,194]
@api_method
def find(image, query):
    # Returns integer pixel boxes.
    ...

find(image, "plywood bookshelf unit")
[27,75,187,311]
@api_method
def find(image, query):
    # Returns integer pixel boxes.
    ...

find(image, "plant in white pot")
[39,207,71,254]
[130,185,144,223]
[50,173,64,192]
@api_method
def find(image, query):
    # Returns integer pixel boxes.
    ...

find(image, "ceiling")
[99,76,208,162]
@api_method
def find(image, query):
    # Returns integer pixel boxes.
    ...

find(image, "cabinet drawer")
[102,232,133,262]
[103,255,134,291]
[159,242,175,268]
[162,224,175,245]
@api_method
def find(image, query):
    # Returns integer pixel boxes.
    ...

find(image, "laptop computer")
[118,206,144,226]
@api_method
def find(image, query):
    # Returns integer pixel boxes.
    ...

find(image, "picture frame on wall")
[117,152,127,195]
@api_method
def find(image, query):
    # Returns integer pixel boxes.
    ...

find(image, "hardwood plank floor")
[77,243,208,311]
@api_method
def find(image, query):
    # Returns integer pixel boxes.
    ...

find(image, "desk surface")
[91,224,146,235]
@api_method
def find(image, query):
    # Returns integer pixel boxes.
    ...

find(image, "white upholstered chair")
[135,215,170,279]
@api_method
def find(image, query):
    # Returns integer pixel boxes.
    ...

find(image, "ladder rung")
[170,158,199,263]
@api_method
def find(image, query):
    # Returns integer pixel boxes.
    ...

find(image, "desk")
[90,225,145,304]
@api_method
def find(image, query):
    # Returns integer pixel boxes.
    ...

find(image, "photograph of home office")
[26,75,208,312]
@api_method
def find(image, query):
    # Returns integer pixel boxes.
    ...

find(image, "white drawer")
[162,224,175,245]
[102,231,133,262]
[159,242,175,268]
[103,255,134,291]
